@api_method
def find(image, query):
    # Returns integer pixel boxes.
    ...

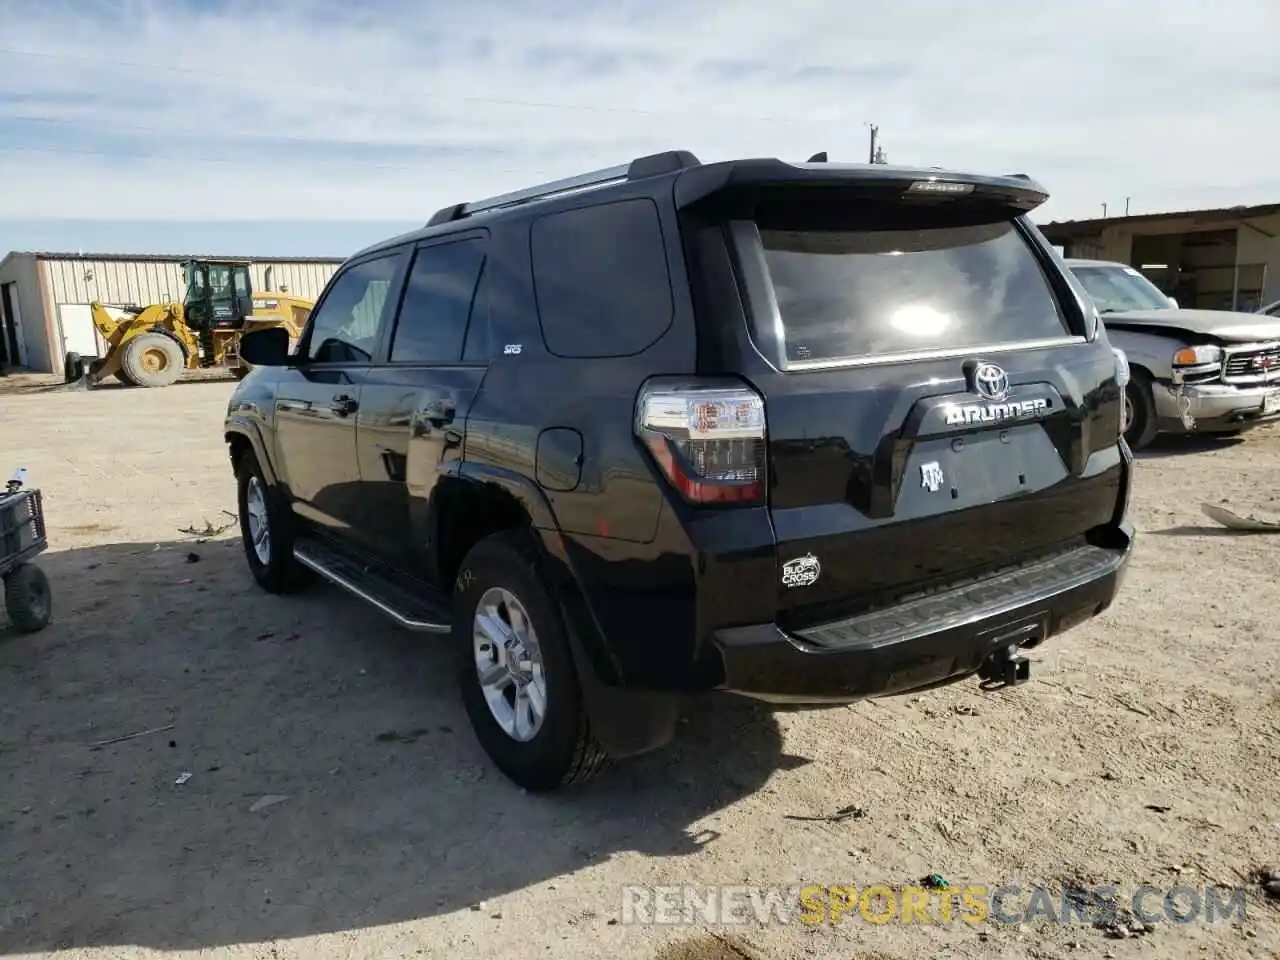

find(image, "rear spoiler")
[672,160,1049,213]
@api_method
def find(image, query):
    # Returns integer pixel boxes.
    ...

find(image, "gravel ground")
[0,372,1277,960]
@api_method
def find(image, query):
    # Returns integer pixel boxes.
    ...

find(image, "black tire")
[121,333,184,388]
[235,448,311,593]
[63,351,81,383]
[1123,372,1159,452]
[4,563,52,633]
[452,531,607,791]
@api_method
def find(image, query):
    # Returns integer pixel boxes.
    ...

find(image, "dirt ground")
[0,371,1277,960]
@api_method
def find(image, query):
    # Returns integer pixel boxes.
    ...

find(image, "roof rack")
[426,150,700,226]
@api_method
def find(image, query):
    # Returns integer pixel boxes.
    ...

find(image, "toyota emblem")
[972,362,1010,402]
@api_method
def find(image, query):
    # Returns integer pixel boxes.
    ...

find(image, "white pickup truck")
[1064,258,1280,450]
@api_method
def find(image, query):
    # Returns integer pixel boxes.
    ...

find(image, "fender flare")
[454,462,680,758]
[224,415,278,486]
[452,464,597,634]
[455,461,559,531]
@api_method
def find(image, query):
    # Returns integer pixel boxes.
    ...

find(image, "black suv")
[226,150,1134,791]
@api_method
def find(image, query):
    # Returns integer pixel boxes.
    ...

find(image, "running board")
[293,539,452,634]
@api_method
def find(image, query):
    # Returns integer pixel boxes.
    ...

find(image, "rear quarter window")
[751,213,1071,365]
[530,197,674,358]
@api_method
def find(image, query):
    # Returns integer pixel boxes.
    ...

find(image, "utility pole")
[1102,202,1108,217]
[867,123,879,164]
[1124,197,1131,216]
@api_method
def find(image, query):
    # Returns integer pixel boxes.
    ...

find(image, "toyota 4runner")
[226,150,1135,791]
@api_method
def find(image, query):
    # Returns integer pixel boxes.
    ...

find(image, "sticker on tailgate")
[920,461,946,493]
[781,554,821,589]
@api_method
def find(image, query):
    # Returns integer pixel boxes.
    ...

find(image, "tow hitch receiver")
[979,644,1031,689]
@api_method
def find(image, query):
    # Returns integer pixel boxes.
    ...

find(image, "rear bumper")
[711,527,1133,704]
[1153,381,1280,434]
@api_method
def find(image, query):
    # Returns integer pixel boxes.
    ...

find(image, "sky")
[0,0,1276,258]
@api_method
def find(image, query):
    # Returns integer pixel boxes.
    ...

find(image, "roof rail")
[426,150,700,226]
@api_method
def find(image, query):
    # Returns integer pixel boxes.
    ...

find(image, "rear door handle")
[422,398,455,426]
[331,393,359,417]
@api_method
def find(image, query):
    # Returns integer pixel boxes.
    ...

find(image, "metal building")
[1040,202,1280,312]
[0,251,343,373]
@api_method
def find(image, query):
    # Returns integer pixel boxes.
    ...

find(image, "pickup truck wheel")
[235,449,311,593]
[453,532,607,791]
[1123,374,1159,451]
[4,563,52,633]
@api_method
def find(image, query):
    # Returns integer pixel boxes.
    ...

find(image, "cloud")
[0,0,1276,228]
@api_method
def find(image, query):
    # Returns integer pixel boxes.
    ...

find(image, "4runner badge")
[781,554,821,589]
[942,396,1050,427]
[941,362,1050,427]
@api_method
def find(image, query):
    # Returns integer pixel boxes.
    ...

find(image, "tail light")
[635,378,767,505]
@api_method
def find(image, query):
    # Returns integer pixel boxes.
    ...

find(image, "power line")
[0,141,570,174]
[2,113,641,165]
[0,46,817,126]
[0,115,571,170]
[8,113,376,148]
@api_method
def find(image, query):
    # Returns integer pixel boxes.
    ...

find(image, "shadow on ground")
[0,538,799,954]
[1134,433,1245,459]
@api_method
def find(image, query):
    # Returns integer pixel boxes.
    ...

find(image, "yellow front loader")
[67,260,313,388]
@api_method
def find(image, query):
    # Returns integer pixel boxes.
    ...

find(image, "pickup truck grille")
[1223,343,1280,384]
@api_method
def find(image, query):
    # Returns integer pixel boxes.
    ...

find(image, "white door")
[57,304,108,359]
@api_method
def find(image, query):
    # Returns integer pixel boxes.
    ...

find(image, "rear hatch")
[693,169,1127,628]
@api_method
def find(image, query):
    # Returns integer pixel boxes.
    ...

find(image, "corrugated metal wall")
[40,257,341,306]
[250,261,340,298]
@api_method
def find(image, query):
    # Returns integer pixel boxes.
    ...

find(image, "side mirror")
[238,327,291,366]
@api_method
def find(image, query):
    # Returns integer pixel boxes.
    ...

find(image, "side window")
[389,239,486,363]
[530,198,674,358]
[185,264,206,301]
[462,261,490,362]
[306,255,400,363]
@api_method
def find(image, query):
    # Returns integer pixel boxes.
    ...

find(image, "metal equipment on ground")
[64,260,313,388]
[1,468,51,634]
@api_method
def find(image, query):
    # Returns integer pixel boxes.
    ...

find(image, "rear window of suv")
[748,206,1070,365]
